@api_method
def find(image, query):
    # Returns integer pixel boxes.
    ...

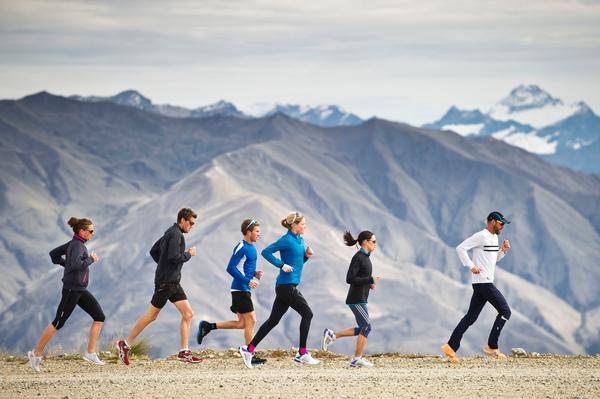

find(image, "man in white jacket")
[442,211,511,364]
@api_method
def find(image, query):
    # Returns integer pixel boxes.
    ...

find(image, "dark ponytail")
[67,217,93,234]
[343,230,374,246]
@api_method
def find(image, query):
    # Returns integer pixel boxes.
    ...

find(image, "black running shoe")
[196,320,211,345]
[251,356,267,365]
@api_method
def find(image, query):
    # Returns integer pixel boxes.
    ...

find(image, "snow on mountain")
[261,103,364,127]
[72,92,363,127]
[425,85,600,174]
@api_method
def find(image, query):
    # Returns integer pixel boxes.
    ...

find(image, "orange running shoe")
[483,345,507,359]
[441,343,460,364]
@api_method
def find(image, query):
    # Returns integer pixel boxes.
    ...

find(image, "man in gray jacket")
[117,208,201,364]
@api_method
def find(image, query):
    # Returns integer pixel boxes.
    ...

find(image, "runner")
[322,230,380,367]
[28,217,104,372]
[196,218,267,365]
[238,212,318,368]
[441,211,512,364]
[116,208,202,365]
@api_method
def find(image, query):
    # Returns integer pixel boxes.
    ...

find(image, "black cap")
[487,211,510,224]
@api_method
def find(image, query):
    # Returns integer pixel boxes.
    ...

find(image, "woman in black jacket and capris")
[321,230,380,367]
[28,217,105,372]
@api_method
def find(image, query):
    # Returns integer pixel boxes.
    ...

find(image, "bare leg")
[355,334,367,358]
[174,300,194,349]
[335,327,358,338]
[127,305,161,344]
[86,321,103,353]
[34,324,57,356]
[216,314,245,330]
[241,312,256,345]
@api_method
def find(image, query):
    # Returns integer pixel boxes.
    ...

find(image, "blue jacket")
[227,240,257,291]
[262,230,309,285]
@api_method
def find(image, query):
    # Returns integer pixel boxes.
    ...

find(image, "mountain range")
[424,85,600,175]
[1,92,599,358]
[71,90,363,128]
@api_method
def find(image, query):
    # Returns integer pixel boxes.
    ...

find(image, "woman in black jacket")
[28,217,104,372]
[321,230,380,367]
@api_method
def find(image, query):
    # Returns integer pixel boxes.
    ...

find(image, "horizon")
[1,1,599,125]
[3,82,596,125]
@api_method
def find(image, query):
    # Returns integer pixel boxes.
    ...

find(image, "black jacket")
[345,250,374,304]
[49,236,94,291]
[151,224,191,284]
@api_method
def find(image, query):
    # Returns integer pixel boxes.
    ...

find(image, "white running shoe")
[82,352,105,365]
[28,350,41,373]
[294,351,320,365]
[239,346,254,369]
[322,328,336,351]
[350,357,373,368]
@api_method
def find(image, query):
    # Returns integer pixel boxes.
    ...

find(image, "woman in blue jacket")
[28,217,104,373]
[239,212,318,368]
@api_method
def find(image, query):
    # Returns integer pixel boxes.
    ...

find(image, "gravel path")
[2,350,599,398]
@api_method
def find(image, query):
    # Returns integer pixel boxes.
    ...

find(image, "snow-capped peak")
[497,84,563,113]
[489,84,582,128]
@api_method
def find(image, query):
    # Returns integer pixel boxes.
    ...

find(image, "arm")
[455,232,485,269]
[261,237,288,268]
[226,244,252,285]
[165,231,191,264]
[346,256,372,285]
[497,239,510,262]
[149,238,161,263]
[49,242,69,267]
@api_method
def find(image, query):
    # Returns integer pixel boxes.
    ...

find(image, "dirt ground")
[2,349,599,398]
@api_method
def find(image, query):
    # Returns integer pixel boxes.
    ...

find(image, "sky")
[1,0,599,125]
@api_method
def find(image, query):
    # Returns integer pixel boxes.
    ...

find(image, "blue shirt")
[262,230,309,285]
[227,240,257,291]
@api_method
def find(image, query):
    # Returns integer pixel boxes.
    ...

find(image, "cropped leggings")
[51,288,105,330]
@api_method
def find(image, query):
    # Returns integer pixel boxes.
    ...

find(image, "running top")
[345,249,374,304]
[227,240,257,292]
[456,228,507,284]
[262,230,309,285]
[49,235,95,291]
[150,223,192,284]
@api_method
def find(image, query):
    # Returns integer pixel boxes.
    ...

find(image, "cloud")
[0,0,599,123]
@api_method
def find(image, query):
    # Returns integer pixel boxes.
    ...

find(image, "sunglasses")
[496,220,504,226]
[187,220,195,226]
[86,229,95,234]
[369,240,377,244]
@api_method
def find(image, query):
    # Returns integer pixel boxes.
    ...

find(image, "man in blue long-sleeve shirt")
[196,219,267,364]
[117,208,202,365]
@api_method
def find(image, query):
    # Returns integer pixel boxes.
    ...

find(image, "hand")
[282,264,294,273]
[187,246,197,257]
[470,266,481,274]
[370,276,380,290]
[90,251,99,263]
[254,270,264,280]
[249,279,259,289]
[501,239,510,253]
[305,246,314,258]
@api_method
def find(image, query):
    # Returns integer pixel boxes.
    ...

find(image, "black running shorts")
[151,282,187,308]
[230,291,254,314]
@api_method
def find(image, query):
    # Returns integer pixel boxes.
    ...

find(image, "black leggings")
[51,288,105,330]
[250,284,313,349]
[448,283,511,351]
